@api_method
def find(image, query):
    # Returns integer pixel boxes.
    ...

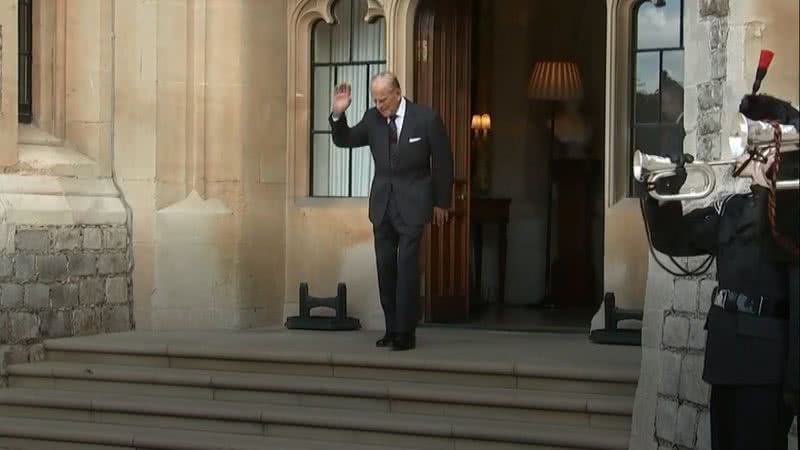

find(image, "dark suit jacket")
[329,99,454,226]
[785,264,799,412]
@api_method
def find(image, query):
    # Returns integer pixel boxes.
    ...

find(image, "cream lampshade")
[528,61,583,101]
[471,114,481,130]
[480,114,491,132]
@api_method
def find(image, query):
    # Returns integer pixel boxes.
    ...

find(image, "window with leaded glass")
[630,0,684,195]
[310,0,386,197]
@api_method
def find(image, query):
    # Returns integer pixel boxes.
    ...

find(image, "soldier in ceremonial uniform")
[642,93,799,450]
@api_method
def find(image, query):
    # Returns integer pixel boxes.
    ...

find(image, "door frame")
[404,0,613,323]
[413,0,474,324]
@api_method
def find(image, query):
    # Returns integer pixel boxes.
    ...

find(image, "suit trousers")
[710,384,794,450]
[373,191,424,335]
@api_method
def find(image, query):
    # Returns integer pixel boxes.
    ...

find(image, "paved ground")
[51,327,642,376]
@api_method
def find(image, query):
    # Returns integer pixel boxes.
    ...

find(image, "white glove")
[751,152,776,188]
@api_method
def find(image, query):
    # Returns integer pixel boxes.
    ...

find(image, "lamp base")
[534,105,557,311]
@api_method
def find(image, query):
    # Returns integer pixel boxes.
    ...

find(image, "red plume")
[758,50,774,70]
[752,49,774,94]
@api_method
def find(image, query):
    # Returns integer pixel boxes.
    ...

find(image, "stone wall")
[652,275,717,449]
[650,3,731,448]
[630,0,798,448]
[0,224,133,383]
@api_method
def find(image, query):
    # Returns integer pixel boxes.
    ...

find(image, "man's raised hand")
[332,83,352,115]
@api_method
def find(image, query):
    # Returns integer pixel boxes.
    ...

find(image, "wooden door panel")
[414,0,472,323]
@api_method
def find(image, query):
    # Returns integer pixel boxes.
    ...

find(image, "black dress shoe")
[376,333,394,347]
[391,333,415,351]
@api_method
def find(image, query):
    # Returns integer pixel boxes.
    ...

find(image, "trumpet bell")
[728,112,800,159]
[633,151,673,182]
[632,150,717,201]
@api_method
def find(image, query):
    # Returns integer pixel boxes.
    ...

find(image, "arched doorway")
[413,0,608,331]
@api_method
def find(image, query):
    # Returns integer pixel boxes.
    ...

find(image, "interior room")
[415,0,608,332]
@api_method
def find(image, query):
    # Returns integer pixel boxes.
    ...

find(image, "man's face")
[371,81,401,118]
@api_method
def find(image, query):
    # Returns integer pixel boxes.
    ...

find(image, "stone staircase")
[0,330,639,450]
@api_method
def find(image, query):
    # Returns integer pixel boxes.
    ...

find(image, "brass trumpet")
[634,113,799,201]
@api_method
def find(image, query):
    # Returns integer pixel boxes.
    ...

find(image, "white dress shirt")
[391,97,406,137]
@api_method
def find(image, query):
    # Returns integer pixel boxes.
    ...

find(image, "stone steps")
[0,387,630,450]
[0,416,421,450]
[0,332,638,449]
[6,361,632,429]
[40,338,639,396]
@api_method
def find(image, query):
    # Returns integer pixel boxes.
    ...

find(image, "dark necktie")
[388,114,398,167]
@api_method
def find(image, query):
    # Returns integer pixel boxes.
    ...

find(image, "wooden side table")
[470,197,511,306]
[550,158,599,308]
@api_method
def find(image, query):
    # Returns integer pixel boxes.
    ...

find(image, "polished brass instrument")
[633,113,799,201]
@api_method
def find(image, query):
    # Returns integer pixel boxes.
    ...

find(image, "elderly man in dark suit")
[329,71,453,351]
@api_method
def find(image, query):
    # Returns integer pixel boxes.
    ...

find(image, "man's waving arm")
[329,83,369,149]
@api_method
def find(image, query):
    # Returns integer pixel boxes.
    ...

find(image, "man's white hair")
[371,71,401,91]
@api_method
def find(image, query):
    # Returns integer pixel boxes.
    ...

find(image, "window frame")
[628,0,685,196]
[309,0,387,198]
[18,0,33,124]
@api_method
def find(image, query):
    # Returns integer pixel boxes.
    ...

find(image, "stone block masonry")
[646,0,730,446]
[0,225,133,380]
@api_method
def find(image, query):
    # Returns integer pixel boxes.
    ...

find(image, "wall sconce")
[480,114,491,135]
[471,113,491,138]
[471,114,481,136]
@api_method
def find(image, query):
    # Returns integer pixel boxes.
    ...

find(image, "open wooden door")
[414,0,472,323]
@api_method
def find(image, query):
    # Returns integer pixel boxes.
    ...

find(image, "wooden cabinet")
[550,158,600,308]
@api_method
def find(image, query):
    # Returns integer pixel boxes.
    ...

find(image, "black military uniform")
[643,94,799,450]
